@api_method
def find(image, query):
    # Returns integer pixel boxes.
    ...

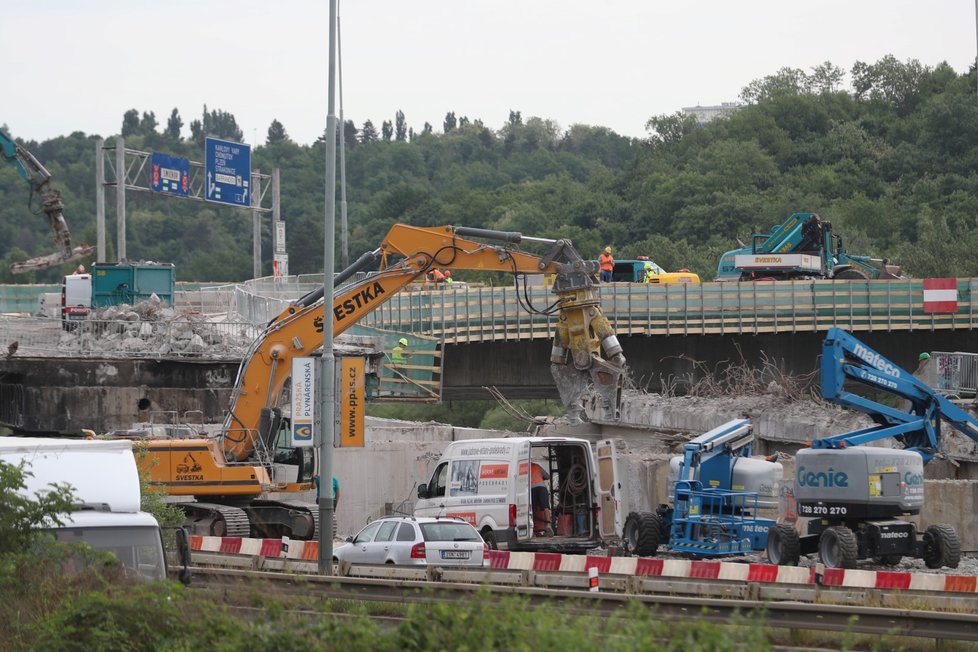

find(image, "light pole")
[319,0,338,576]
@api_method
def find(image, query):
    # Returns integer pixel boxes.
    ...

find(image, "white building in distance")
[682,102,744,124]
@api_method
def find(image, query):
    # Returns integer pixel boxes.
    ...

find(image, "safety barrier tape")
[188,535,976,594]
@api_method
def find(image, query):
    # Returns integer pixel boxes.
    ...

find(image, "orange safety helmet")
[444,270,451,277]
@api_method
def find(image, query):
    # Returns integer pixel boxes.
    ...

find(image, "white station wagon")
[333,516,488,567]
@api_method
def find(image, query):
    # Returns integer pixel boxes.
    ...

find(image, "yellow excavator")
[117,224,627,538]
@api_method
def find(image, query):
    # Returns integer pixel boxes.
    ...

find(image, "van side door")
[595,439,622,539]
[515,443,531,541]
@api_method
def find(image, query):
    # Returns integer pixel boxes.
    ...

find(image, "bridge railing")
[360,279,978,341]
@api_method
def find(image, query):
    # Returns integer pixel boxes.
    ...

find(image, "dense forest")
[3,55,978,284]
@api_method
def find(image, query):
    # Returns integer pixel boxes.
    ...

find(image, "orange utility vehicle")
[121,224,627,539]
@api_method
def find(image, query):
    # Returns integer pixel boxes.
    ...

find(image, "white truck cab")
[415,437,620,553]
[0,437,189,582]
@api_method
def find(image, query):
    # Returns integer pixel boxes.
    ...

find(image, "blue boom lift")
[623,418,783,557]
[766,328,978,568]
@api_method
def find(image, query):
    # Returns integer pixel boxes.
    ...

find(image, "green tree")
[851,55,930,116]
[0,460,75,555]
[138,111,158,136]
[360,119,378,143]
[381,120,393,142]
[808,61,845,94]
[645,111,698,147]
[740,67,808,103]
[443,111,457,133]
[266,119,290,145]
[394,110,407,141]
[164,108,183,139]
[188,105,244,146]
[120,109,140,137]
[343,119,359,147]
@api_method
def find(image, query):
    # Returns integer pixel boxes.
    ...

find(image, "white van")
[61,272,92,328]
[415,437,620,553]
[0,437,191,583]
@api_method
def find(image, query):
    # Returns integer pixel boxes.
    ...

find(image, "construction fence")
[360,279,978,342]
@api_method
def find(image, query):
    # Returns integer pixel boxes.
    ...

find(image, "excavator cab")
[270,417,316,485]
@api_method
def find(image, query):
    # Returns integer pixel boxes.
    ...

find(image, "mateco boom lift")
[766,328,977,569]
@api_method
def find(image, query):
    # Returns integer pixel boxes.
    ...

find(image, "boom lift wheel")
[623,511,662,557]
[765,523,800,566]
[923,524,961,569]
[818,526,858,569]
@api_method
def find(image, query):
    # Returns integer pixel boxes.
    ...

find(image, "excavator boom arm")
[1,129,93,274]
[816,328,978,461]
[221,224,623,462]
[1,130,52,189]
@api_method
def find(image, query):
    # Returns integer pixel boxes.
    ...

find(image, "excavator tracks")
[182,502,251,538]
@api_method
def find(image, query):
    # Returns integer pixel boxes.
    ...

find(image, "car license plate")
[441,550,470,560]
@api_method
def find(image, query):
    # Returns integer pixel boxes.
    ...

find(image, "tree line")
[2,55,977,284]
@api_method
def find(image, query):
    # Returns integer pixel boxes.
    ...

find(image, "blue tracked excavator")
[715,212,902,282]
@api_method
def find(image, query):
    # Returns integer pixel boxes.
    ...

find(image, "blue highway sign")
[205,137,251,207]
[151,152,190,196]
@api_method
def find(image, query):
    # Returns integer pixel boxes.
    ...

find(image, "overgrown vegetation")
[367,398,565,431]
[130,442,187,547]
[0,459,75,554]
[658,345,821,402]
[3,56,978,284]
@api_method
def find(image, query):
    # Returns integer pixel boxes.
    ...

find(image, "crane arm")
[1,130,53,189]
[676,418,753,484]
[815,328,978,462]
[1,129,94,274]
[220,224,626,462]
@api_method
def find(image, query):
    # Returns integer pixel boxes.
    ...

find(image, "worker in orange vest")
[428,268,446,288]
[531,463,553,537]
[599,246,614,283]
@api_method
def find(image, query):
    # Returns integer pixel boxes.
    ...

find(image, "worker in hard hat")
[915,352,931,378]
[599,246,614,283]
[902,352,932,411]
[392,338,410,366]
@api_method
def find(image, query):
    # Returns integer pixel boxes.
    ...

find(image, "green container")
[92,263,176,308]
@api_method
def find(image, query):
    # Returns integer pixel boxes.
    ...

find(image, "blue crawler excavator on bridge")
[715,212,903,282]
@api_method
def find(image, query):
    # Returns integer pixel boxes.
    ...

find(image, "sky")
[3,1,977,146]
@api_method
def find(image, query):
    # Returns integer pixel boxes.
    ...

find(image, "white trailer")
[0,437,189,582]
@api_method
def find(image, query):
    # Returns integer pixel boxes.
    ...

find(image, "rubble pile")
[58,295,257,358]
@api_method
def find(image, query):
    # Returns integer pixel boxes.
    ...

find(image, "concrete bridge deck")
[3,278,978,435]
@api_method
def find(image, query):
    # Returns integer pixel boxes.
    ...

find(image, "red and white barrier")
[188,535,976,593]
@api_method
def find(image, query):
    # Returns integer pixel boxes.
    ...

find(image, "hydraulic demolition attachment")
[1,129,93,274]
